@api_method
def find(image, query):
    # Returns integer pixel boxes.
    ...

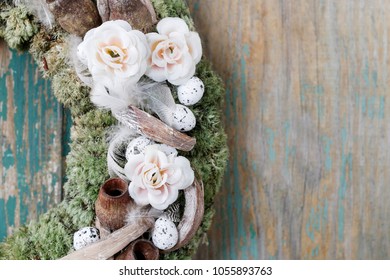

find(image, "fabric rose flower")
[77,20,149,92]
[124,145,194,210]
[146,17,202,85]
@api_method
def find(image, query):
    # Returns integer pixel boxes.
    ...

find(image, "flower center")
[97,44,129,70]
[144,165,164,188]
[153,40,182,64]
[107,49,120,58]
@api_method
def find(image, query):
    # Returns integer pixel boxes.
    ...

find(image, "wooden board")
[189,0,390,259]
[1,0,390,260]
[0,40,69,241]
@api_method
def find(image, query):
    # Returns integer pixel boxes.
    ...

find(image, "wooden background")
[1,0,390,259]
[189,0,390,259]
[0,40,70,241]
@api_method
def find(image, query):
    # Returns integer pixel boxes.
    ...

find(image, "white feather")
[15,0,54,28]
[67,35,94,87]
[139,83,176,126]
[91,80,176,126]
[125,205,163,226]
[91,83,131,112]
[106,125,137,180]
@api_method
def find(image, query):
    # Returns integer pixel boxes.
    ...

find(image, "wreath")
[0,0,227,260]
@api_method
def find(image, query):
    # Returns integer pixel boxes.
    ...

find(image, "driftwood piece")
[114,105,196,152]
[46,0,101,37]
[61,217,154,260]
[95,217,110,239]
[97,0,157,32]
[163,178,204,253]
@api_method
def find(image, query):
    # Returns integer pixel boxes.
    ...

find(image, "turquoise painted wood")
[189,0,390,259]
[0,40,70,241]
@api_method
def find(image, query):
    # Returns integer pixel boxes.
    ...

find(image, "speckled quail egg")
[171,104,196,132]
[157,144,178,156]
[177,77,205,106]
[73,227,100,250]
[125,136,155,160]
[152,217,179,250]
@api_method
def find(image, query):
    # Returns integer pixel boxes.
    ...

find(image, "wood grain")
[2,0,390,260]
[0,40,67,242]
[61,217,155,260]
[114,105,196,151]
[189,0,390,259]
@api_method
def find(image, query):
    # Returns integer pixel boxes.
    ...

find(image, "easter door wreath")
[0,0,228,260]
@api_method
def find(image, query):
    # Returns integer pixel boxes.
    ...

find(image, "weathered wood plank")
[190,0,390,259]
[0,40,65,241]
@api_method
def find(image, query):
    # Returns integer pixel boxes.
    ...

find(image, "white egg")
[157,144,178,156]
[73,227,100,250]
[177,76,205,106]
[171,104,196,132]
[125,136,155,160]
[152,217,179,250]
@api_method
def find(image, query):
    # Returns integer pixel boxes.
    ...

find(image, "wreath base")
[0,0,228,260]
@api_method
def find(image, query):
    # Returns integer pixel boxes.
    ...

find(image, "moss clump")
[0,5,38,50]
[0,0,228,260]
[151,0,195,30]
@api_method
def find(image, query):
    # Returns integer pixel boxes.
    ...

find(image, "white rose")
[146,17,202,85]
[124,145,194,210]
[77,20,149,92]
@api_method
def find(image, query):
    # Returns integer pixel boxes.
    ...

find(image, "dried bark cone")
[46,0,102,37]
[114,105,196,152]
[163,178,204,253]
[115,239,159,260]
[95,178,131,231]
[97,0,157,32]
[61,217,155,260]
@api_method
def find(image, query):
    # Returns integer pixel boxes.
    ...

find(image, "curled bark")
[163,178,204,253]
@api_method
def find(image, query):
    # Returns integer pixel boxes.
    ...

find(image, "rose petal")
[165,165,182,186]
[171,156,194,189]
[144,146,169,167]
[148,185,179,210]
[113,19,133,31]
[157,17,189,36]
[148,185,167,206]
[186,32,202,63]
[124,153,145,180]
[146,66,166,82]
[129,182,149,206]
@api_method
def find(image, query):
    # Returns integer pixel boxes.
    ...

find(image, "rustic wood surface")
[1,0,390,259]
[189,0,390,259]
[0,41,69,241]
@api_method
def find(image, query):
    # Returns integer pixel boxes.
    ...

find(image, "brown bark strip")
[114,105,196,152]
[164,178,204,253]
[60,217,154,260]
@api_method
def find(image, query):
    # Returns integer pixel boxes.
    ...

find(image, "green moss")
[0,0,228,260]
[151,0,195,30]
[0,5,38,50]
